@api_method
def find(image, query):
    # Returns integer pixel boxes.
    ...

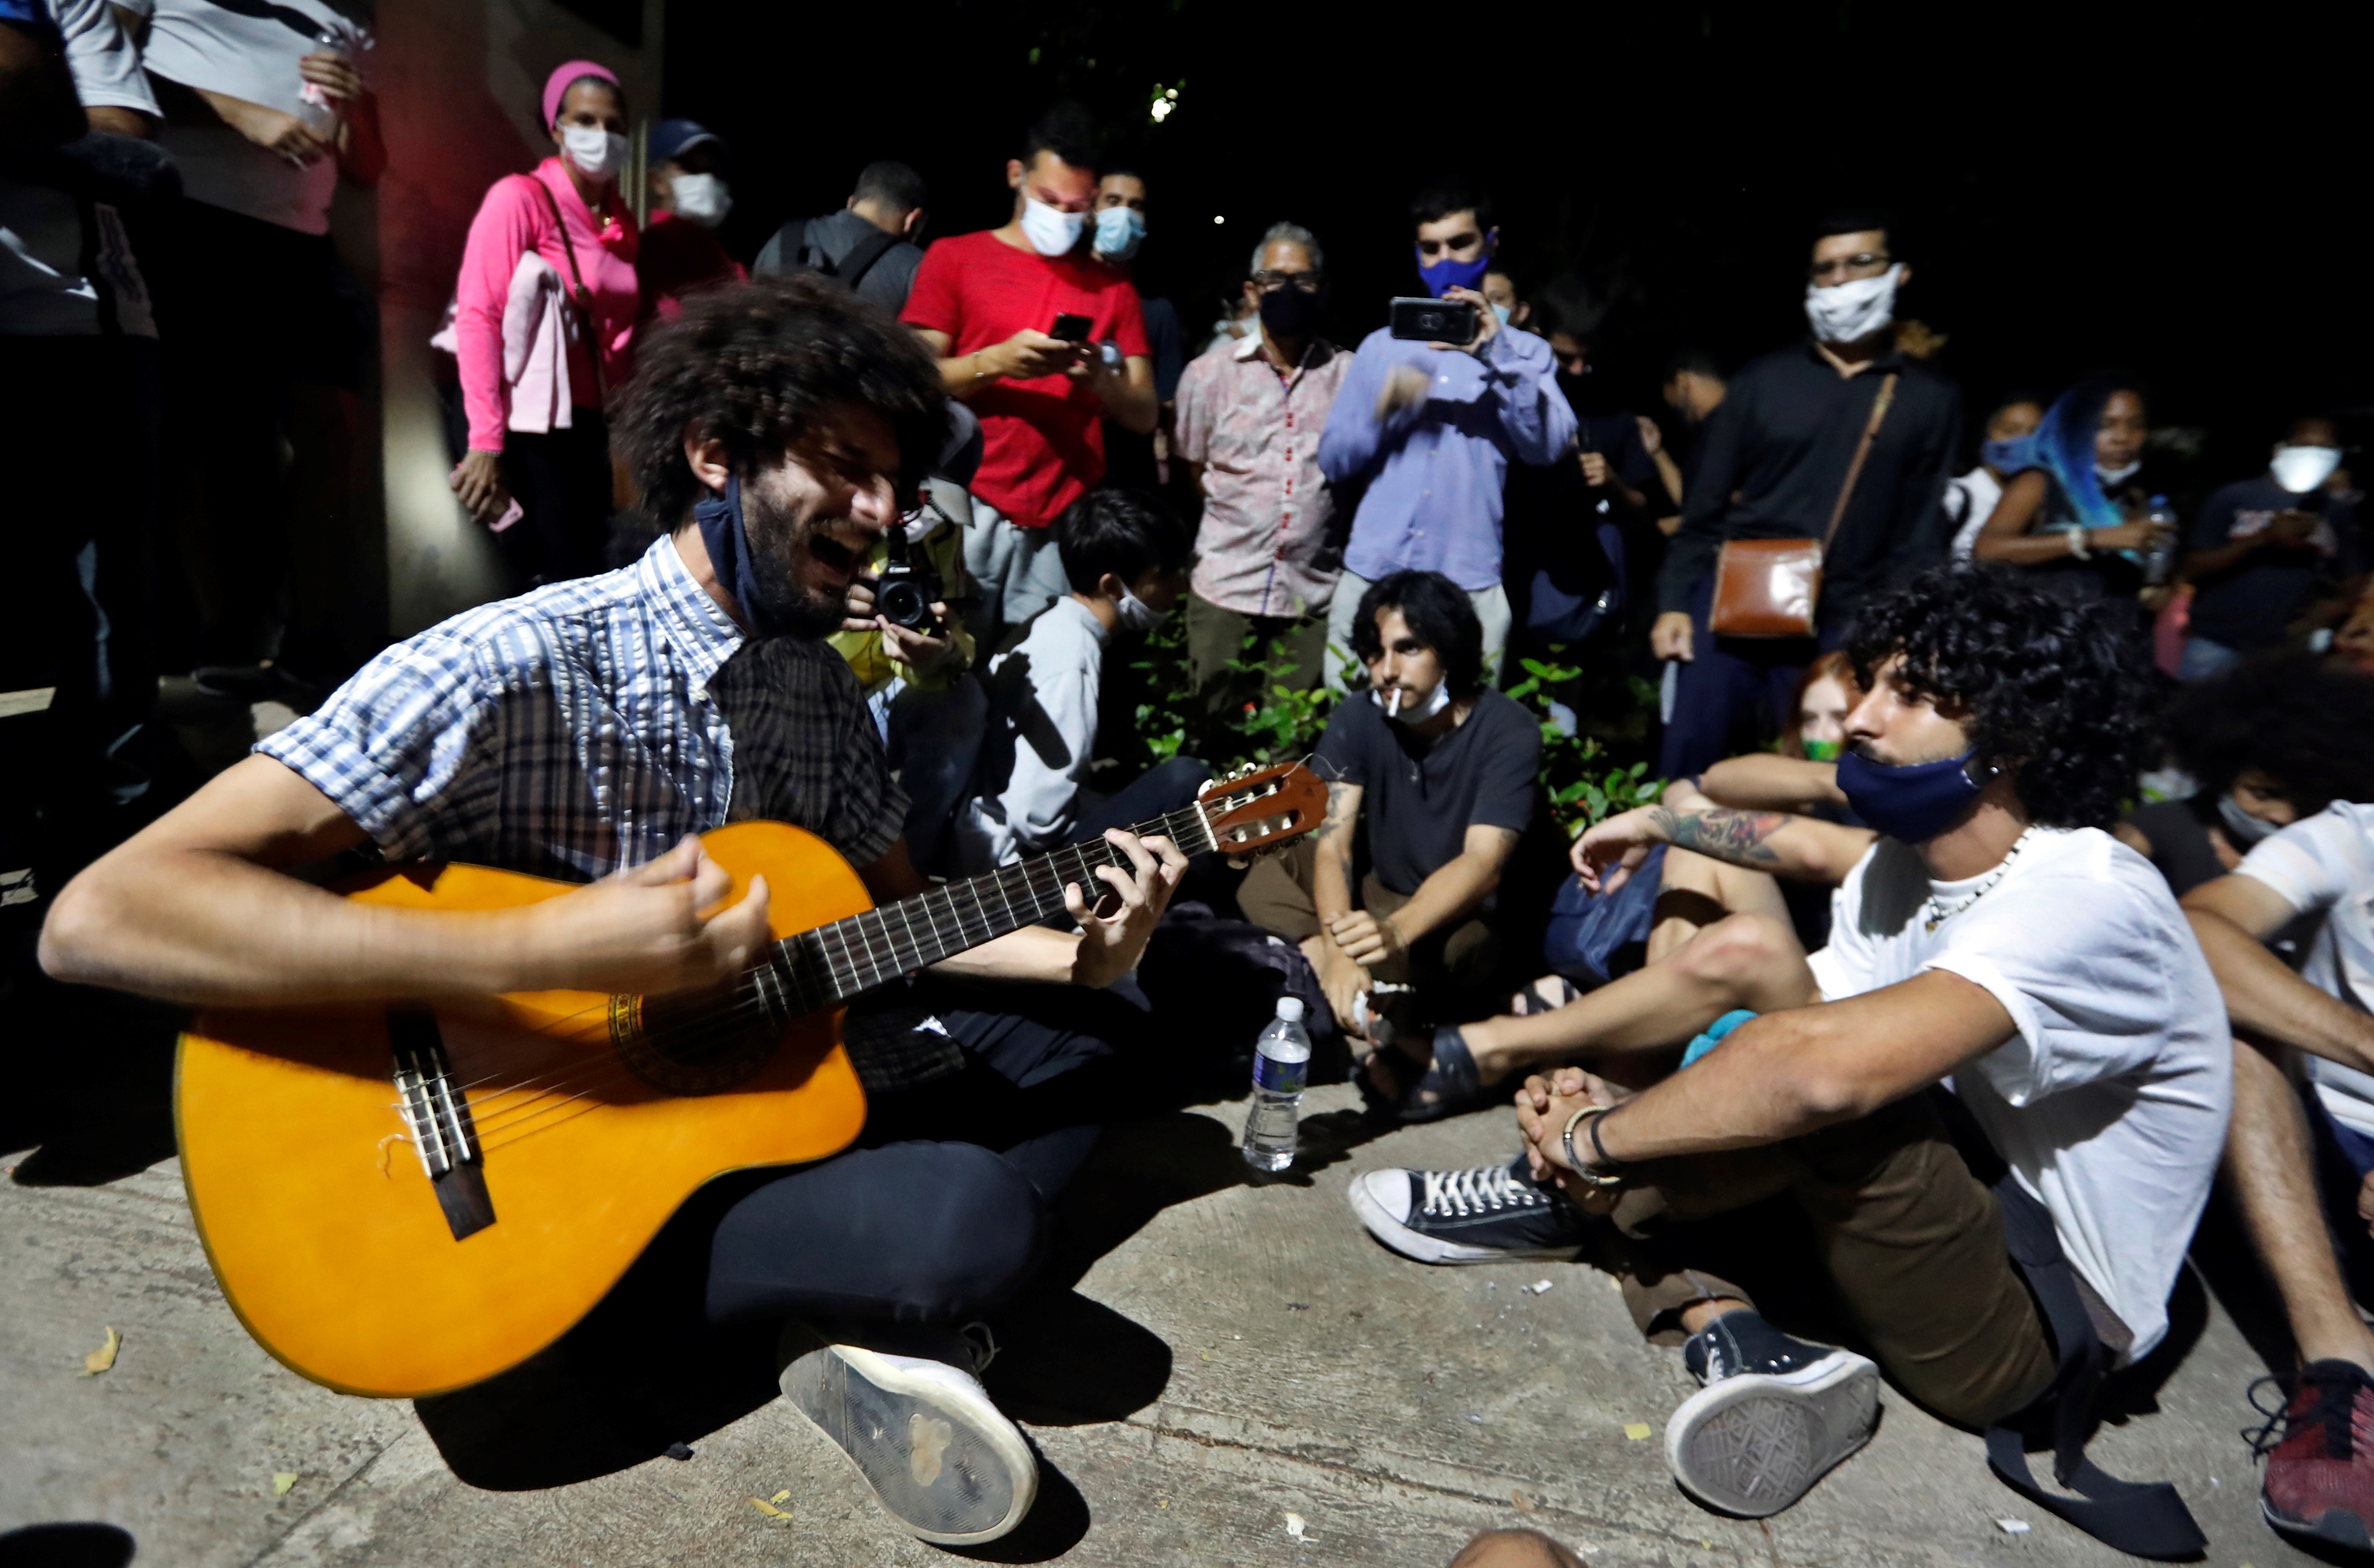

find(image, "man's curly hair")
[1844,562,2151,830]
[615,274,946,527]
[2167,654,2374,813]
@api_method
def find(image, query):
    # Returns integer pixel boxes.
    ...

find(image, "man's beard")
[739,480,852,640]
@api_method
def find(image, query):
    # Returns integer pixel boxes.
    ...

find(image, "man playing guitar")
[39,275,1188,1547]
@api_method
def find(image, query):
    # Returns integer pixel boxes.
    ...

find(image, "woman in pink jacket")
[448,61,641,587]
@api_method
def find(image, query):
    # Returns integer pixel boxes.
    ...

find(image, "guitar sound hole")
[609,985,781,1095]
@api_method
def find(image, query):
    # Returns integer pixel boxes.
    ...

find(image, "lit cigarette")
[1388,688,1403,717]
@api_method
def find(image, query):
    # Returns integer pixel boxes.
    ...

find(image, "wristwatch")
[1561,1105,1628,1191]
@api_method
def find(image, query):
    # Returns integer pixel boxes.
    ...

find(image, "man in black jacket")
[754,159,929,315]
[1652,211,1959,777]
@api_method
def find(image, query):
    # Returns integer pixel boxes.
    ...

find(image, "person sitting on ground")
[1944,392,2044,557]
[38,275,1193,1549]
[2176,699,2374,1550]
[2179,414,2360,683]
[1352,562,2229,1533]
[1972,375,2177,632]
[2118,655,2374,898]
[951,487,1202,874]
[1534,651,1866,1015]
[1236,570,1541,1117]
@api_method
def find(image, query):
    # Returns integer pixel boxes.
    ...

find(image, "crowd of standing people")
[13,16,2374,1563]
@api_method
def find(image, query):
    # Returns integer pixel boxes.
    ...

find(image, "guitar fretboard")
[759,798,1219,1015]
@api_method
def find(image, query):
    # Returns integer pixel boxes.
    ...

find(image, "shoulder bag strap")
[837,229,901,289]
[530,175,605,401]
[1819,371,1899,550]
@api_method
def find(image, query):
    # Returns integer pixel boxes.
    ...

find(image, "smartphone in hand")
[1048,312,1093,343]
[1388,296,1476,344]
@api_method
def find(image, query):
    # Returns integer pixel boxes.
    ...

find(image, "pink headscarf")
[542,60,620,130]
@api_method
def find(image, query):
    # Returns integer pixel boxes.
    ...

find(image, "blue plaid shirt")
[261,536,907,884]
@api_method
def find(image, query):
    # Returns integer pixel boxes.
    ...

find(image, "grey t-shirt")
[754,208,923,316]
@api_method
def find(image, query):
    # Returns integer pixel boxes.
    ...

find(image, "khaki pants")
[1236,839,1500,1001]
[1604,1091,2057,1429]
[1184,593,1331,711]
[1325,568,1513,694]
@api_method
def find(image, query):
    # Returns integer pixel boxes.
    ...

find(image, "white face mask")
[669,172,731,227]
[1113,583,1164,632]
[2272,444,2343,495]
[1803,262,1902,346]
[1371,679,1452,724]
[2217,791,2282,847]
[2095,460,2142,486]
[1018,193,1086,257]
[561,124,627,183]
[1491,303,1513,326]
[1092,205,1146,261]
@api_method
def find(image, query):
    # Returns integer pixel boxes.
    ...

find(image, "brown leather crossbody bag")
[1709,372,1898,638]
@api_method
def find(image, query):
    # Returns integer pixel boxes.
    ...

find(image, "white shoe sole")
[778,1340,1038,1545]
[1347,1170,1579,1265]
[1664,1349,1879,1518]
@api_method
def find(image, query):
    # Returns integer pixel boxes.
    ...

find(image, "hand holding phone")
[1048,312,1094,343]
[1388,296,1477,345]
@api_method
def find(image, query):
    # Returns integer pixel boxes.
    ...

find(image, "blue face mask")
[1981,435,2035,473]
[1836,747,1994,843]
[694,474,801,640]
[1093,205,1145,261]
[1415,248,1491,298]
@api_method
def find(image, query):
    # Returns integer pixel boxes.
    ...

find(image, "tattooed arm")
[1572,802,1877,893]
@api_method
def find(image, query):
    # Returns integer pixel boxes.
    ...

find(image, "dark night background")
[659,0,2372,491]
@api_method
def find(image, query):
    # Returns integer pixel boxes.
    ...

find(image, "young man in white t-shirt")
[1350,563,2230,1522]
[2184,800,2374,1550]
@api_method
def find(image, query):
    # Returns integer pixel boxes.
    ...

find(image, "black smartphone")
[1048,312,1093,343]
[1388,296,1477,344]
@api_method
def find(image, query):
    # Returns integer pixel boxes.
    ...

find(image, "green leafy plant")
[1504,654,1662,836]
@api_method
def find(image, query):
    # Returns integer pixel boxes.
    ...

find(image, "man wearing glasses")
[1173,222,1354,703]
[1651,211,1963,778]
[1317,184,1577,690]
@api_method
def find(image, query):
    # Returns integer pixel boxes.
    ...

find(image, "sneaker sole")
[2263,1495,2374,1551]
[1347,1171,1581,1266]
[1664,1349,1879,1518]
[778,1341,1037,1545]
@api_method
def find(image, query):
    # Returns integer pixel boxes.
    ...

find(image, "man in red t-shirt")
[903,103,1155,635]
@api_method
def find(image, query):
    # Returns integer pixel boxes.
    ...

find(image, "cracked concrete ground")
[0,1060,2345,1568]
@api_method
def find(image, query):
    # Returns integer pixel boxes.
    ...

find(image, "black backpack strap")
[835,228,900,289]
[1930,1090,2205,1560]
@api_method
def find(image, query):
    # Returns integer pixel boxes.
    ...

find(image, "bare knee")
[1448,1528,1585,1568]
[1672,912,1799,993]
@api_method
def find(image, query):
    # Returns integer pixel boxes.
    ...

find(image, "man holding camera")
[903,104,1158,642]
[1315,183,1575,689]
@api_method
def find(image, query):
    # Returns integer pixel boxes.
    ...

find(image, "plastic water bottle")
[296,32,349,138]
[1241,997,1311,1173]
[2142,494,2178,587]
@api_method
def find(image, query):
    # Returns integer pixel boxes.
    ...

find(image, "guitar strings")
[391,790,1279,1153]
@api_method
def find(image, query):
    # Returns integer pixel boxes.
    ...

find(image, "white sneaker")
[1664,1324,1879,1518]
[777,1322,1037,1545]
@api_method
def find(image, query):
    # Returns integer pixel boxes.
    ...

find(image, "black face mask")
[1257,283,1324,339]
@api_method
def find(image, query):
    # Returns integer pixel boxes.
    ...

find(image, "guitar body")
[176,822,871,1399]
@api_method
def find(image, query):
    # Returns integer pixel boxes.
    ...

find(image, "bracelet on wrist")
[2067,528,2092,561]
[1560,1105,1628,1191]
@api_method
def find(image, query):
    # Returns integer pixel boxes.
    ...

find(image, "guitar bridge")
[389,1007,496,1241]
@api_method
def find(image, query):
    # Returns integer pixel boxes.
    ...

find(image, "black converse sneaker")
[777,1320,1037,1545]
[1348,1158,1591,1264]
[1664,1311,1879,1518]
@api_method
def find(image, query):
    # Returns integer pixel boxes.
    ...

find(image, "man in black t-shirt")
[2180,415,2361,682]
[1237,571,1540,1114]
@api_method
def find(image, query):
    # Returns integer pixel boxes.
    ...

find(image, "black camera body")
[874,534,945,632]
[1388,295,1477,344]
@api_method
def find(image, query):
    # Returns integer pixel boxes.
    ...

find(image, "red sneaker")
[2253,1359,2374,1549]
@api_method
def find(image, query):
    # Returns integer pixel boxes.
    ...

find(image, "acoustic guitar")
[177,761,1324,1399]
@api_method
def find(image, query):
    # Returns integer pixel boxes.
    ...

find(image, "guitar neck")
[758,799,1219,1014]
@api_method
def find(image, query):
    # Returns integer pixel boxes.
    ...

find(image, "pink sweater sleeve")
[455,175,544,453]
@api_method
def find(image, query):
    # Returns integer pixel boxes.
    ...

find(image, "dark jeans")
[0,335,185,853]
[1657,571,1842,779]
[700,978,1134,1327]
[497,419,614,591]
[1072,756,1214,843]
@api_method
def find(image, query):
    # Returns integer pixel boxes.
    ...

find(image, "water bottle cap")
[1275,997,1305,1022]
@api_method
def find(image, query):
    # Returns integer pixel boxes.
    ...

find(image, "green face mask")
[1802,738,1842,762]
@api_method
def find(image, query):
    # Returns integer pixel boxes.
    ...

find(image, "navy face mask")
[1415,248,1490,298]
[693,474,801,640]
[1836,747,1994,843]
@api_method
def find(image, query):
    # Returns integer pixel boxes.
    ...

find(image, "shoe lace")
[2245,1369,2362,1461]
[957,1320,1001,1378]
[1421,1164,1545,1218]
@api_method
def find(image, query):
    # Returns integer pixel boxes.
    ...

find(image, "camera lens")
[877,578,932,629]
